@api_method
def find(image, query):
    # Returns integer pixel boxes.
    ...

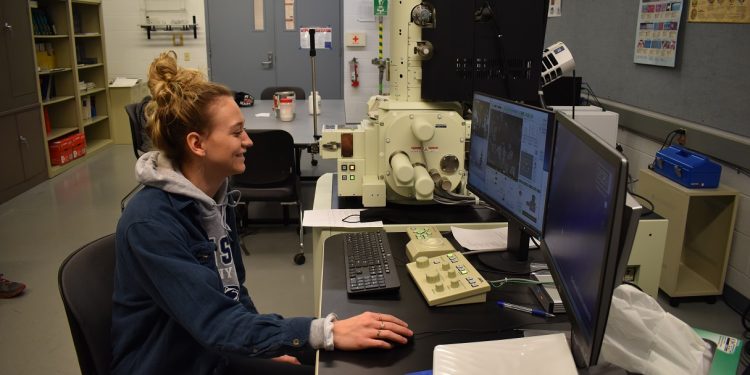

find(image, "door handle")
[261,52,273,69]
[4,22,12,33]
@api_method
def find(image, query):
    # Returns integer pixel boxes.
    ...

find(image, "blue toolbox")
[653,146,721,188]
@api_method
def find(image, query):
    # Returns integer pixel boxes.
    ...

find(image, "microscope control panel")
[405,226,456,261]
[406,252,490,306]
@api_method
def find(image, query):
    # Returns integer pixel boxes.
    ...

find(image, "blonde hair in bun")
[145,51,232,163]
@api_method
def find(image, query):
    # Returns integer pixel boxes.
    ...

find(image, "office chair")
[58,234,116,375]
[259,86,306,100]
[232,129,305,264]
[120,96,152,211]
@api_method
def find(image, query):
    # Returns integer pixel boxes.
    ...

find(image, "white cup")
[279,98,294,121]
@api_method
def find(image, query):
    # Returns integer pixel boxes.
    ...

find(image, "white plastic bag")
[601,285,712,375]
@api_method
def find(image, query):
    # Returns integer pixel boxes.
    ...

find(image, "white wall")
[342,1,390,123]
[102,0,209,81]
[618,128,750,298]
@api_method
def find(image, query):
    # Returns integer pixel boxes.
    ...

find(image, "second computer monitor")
[541,112,630,368]
[467,92,555,261]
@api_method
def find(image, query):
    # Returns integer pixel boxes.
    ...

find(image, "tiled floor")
[0,145,746,374]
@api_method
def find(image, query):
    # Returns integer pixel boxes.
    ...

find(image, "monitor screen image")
[540,112,629,368]
[467,92,554,261]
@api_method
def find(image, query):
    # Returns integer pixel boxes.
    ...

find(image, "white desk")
[240,99,345,145]
[241,100,344,177]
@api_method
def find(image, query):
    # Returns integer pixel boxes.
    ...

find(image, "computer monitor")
[467,92,555,261]
[540,112,631,368]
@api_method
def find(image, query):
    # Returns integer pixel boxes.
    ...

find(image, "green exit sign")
[374,0,388,16]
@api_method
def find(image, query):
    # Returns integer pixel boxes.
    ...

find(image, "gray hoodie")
[136,151,241,301]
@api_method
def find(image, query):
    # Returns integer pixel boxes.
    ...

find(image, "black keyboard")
[344,231,400,295]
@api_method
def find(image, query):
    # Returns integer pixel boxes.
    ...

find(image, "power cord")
[487,277,553,289]
[648,128,686,171]
[618,146,656,217]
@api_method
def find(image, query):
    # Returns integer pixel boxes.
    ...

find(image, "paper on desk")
[255,113,271,118]
[109,77,140,87]
[450,226,510,251]
[302,209,383,228]
[433,333,576,374]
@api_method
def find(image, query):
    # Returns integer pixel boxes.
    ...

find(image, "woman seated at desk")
[112,51,413,374]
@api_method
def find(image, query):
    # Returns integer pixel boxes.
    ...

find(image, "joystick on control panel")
[405,226,457,262]
[406,252,490,306]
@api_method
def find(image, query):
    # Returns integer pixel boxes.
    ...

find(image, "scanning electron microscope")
[319,1,468,207]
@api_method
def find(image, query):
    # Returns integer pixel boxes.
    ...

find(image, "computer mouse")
[401,334,415,346]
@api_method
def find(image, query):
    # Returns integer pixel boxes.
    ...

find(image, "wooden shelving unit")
[29,0,112,177]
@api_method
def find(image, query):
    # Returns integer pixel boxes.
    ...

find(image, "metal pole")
[308,28,319,139]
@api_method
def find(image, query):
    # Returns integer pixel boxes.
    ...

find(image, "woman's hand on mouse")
[332,311,413,350]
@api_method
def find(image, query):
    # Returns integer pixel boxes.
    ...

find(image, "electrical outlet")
[184,52,191,61]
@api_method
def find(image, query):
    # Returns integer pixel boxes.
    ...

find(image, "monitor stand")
[476,221,534,274]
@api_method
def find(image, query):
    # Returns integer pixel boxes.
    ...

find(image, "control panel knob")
[447,269,457,278]
[450,279,460,288]
[435,282,444,292]
[426,270,440,283]
[441,262,450,271]
[416,256,429,268]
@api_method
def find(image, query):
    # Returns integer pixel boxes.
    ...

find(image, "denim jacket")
[112,186,313,374]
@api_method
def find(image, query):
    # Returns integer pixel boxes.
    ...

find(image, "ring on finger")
[376,329,382,338]
[378,314,382,322]
[380,320,385,329]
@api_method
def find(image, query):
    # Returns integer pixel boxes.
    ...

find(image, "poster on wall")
[688,0,750,23]
[548,0,562,17]
[634,0,684,67]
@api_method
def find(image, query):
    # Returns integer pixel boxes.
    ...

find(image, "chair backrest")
[233,129,296,186]
[58,234,116,375]
[125,96,152,159]
[259,86,306,100]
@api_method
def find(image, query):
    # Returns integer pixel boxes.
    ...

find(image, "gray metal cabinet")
[0,108,46,202]
[0,0,46,203]
[0,0,38,113]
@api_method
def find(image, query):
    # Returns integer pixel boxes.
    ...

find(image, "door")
[205,0,342,99]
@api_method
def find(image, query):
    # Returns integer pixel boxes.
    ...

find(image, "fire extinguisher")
[349,57,359,87]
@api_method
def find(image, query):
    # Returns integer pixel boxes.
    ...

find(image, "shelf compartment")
[637,169,738,299]
[34,38,74,70]
[79,87,106,97]
[41,95,75,106]
[34,0,71,35]
[84,118,111,140]
[77,63,103,70]
[38,67,73,75]
[47,126,79,141]
[671,264,720,297]
[86,138,112,154]
[72,1,102,35]
[74,37,103,66]
[82,115,108,128]
[33,34,69,39]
